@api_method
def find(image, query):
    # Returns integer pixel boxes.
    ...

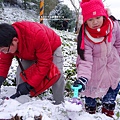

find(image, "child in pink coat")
[74,0,120,117]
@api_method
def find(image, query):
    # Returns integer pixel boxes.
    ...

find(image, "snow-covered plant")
[49,3,76,32]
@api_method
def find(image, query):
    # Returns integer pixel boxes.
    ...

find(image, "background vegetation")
[0,0,76,32]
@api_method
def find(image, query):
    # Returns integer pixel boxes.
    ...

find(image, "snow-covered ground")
[0,6,120,120]
[0,85,117,120]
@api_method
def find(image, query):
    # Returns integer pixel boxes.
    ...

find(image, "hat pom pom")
[79,15,83,24]
[106,8,111,16]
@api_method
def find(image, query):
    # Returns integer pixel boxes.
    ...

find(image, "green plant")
[116,111,120,120]
[49,4,75,32]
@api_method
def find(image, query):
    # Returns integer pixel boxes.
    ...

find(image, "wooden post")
[40,0,44,23]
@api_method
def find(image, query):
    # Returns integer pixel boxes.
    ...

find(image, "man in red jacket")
[0,21,65,105]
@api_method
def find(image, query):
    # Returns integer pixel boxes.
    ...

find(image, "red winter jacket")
[0,21,61,88]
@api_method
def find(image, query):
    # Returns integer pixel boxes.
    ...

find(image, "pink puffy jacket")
[77,21,120,98]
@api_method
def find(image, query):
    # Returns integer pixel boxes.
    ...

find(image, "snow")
[0,85,116,120]
[63,101,82,112]
[0,6,120,120]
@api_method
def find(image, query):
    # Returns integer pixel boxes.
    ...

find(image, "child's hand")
[73,77,88,92]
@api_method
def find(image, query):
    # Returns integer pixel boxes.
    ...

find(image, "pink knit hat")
[80,0,108,23]
[79,0,113,50]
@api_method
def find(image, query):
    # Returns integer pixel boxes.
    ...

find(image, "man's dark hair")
[0,23,17,47]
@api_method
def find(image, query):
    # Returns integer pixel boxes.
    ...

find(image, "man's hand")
[0,76,5,88]
[10,82,33,99]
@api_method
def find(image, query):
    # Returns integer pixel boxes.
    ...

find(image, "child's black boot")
[85,104,96,114]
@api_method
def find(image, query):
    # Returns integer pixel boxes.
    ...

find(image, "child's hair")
[77,15,118,60]
[109,15,118,21]
[0,23,17,47]
[77,25,85,60]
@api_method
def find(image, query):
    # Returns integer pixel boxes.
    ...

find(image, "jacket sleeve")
[26,30,53,88]
[76,40,93,81]
[113,21,120,56]
[0,52,14,78]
